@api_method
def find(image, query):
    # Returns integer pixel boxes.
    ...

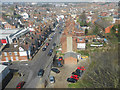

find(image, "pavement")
[47,58,89,88]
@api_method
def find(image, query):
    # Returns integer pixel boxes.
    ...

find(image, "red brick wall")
[61,36,67,53]
[64,57,77,64]
[1,52,28,62]
[72,37,77,51]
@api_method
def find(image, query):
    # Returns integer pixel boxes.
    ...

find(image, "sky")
[1,0,120,2]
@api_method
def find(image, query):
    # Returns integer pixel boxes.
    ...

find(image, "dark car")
[58,63,63,67]
[48,49,53,56]
[51,68,60,73]
[67,78,77,83]
[48,52,52,56]
[53,43,56,46]
[16,81,25,89]
[72,68,84,77]
[38,69,44,77]
[2,62,12,66]
[42,47,46,51]
[67,75,79,83]
[72,71,81,77]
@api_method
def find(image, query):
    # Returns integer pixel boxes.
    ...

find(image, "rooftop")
[0,29,20,39]
[63,52,78,59]
[0,65,7,74]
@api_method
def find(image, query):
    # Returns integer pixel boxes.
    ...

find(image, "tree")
[85,29,88,35]
[93,26,99,35]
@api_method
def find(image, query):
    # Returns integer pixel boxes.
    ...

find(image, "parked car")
[48,52,52,56]
[42,47,46,51]
[72,70,82,77]
[51,68,60,73]
[38,69,44,77]
[48,38,52,41]
[59,57,63,61]
[67,75,79,83]
[16,81,25,89]
[58,63,63,67]
[72,67,85,77]
[46,43,49,46]
[67,78,77,83]
[77,66,86,71]
[48,49,53,56]
[53,43,56,46]
[71,75,79,80]
[50,76,55,83]
[2,62,12,66]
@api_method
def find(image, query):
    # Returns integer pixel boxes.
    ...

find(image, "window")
[9,52,12,55]
[4,52,7,56]
[16,57,18,61]
[14,52,17,55]
[6,57,8,61]
[11,57,13,61]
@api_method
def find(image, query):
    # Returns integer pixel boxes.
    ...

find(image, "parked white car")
[50,76,55,83]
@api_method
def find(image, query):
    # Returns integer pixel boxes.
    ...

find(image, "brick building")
[60,17,85,53]
[1,44,30,62]
[94,19,113,34]
[63,52,78,64]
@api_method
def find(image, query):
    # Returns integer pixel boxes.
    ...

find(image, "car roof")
[18,81,25,85]
[50,76,54,78]
[51,68,58,70]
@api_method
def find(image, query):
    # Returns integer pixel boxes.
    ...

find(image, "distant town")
[0,2,120,89]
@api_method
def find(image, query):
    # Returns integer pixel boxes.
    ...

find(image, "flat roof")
[0,64,7,73]
[0,29,21,39]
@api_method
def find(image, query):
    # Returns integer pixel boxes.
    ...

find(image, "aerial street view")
[0,0,120,89]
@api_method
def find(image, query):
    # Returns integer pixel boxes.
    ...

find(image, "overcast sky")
[1,0,120,2]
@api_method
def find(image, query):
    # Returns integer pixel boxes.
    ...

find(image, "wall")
[64,57,77,64]
[1,51,28,62]
[61,36,67,53]
[67,36,73,52]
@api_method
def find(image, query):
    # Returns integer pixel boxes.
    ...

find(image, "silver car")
[50,76,55,83]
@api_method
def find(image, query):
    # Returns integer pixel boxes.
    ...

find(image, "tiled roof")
[94,19,112,28]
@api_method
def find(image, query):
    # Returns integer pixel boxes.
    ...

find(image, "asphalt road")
[24,21,64,88]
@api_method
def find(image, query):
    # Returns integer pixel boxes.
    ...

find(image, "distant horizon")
[1,0,120,3]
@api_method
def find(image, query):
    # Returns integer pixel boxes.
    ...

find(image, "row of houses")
[0,19,58,63]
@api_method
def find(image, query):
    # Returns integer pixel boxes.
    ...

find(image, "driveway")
[47,59,89,88]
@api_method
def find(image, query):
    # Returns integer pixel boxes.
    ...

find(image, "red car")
[70,75,79,80]
[46,43,49,46]
[77,66,86,71]
[16,81,25,89]
[59,57,63,61]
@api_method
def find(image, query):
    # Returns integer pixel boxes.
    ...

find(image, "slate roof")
[2,43,29,52]
[94,19,112,28]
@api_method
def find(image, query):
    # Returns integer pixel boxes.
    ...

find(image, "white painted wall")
[77,43,86,49]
